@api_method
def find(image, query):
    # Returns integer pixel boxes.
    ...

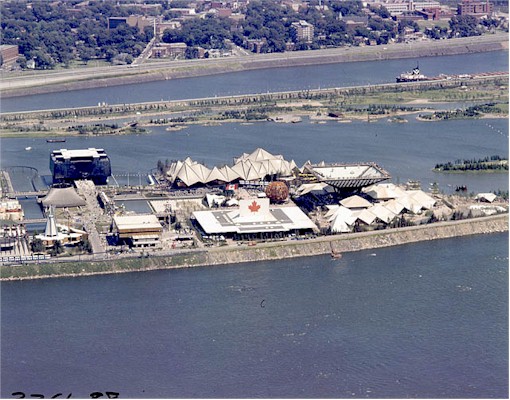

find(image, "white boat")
[25,147,32,151]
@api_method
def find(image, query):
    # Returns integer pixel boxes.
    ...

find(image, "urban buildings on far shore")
[103,0,498,60]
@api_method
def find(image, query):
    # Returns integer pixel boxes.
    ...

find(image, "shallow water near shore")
[1,233,507,398]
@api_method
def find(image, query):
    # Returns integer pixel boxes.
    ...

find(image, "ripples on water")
[1,233,507,398]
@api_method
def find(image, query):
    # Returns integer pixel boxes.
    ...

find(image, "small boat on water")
[330,242,342,259]
[46,138,66,143]
[25,146,32,151]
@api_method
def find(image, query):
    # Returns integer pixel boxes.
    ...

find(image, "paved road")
[1,34,507,92]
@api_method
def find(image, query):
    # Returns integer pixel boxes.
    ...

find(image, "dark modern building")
[50,148,111,185]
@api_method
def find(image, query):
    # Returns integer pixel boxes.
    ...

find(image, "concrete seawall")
[0,214,507,281]
[204,214,508,266]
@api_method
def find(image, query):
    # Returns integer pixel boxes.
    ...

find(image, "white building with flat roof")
[303,162,391,192]
[113,214,163,248]
[193,198,317,239]
[291,20,315,43]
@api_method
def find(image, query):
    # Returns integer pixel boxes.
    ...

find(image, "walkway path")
[75,180,106,254]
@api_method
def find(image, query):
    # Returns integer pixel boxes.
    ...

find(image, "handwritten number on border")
[12,393,119,399]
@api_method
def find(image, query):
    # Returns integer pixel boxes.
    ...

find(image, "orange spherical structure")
[265,181,289,203]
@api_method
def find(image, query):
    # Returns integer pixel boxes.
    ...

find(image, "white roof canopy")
[340,195,372,209]
[363,183,407,200]
[167,148,295,186]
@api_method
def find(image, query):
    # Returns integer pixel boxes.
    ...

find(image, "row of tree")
[434,155,509,171]
[420,102,504,120]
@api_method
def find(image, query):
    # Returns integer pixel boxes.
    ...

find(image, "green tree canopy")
[449,15,482,37]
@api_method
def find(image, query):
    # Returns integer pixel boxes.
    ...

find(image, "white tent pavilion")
[370,204,397,224]
[363,183,407,201]
[340,195,372,210]
[329,206,357,233]
[475,192,498,203]
[407,190,436,209]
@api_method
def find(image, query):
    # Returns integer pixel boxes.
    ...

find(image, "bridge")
[22,218,47,224]
[7,190,48,199]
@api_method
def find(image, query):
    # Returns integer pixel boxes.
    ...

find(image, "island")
[434,156,509,172]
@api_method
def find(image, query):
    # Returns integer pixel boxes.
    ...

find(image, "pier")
[7,191,48,199]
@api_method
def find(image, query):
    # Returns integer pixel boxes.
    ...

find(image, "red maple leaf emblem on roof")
[248,200,261,212]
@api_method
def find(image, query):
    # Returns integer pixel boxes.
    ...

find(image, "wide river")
[1,51,508,112]
[1,234,508,398]
[1,51,508,398]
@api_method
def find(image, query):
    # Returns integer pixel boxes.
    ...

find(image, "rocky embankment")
[1,214,507,281]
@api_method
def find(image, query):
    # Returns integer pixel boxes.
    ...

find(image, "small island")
[433,155,509,172]
[418,103,507,121]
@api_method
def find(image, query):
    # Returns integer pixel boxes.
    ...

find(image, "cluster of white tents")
[326,183,437,233]
[166,148,299,187]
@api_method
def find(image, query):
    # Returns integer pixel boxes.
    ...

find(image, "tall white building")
[291,20,315,43]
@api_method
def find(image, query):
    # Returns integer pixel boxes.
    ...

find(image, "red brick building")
[0,45,19,68]
[457,0,494,16]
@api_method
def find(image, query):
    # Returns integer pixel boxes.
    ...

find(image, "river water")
[1,52,508,398]
[1,233,508,398]
[1,51,508,112]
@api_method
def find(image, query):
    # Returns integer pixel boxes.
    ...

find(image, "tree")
[242,0,296,52]
[31,238,45,253]
[32,50,55,69]
[50,240,64,256]
[425,26,448,40]
[398,20,419,34]
[163,15,232,49]
[330,0,363,17]
[0,0,151,67]
[369,5,391,19]
[77,45,95,63]
[185,47,199,59]
[79,239,93,254]
[449,15,482,37]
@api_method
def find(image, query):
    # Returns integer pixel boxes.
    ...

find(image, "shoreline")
[1,214,507,282]
[1,74,507,138]
[1,34,507,98]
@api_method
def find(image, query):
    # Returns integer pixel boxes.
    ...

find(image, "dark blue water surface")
[1,51,507,112]
[1,233,508,398]
[2,117,508,193]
